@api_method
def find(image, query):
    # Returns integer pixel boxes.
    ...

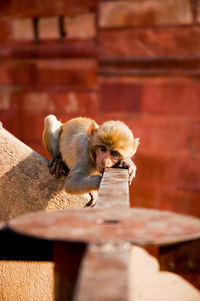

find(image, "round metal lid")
[8,208,200,246]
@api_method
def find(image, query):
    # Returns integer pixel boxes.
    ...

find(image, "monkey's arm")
[65,172,102,194]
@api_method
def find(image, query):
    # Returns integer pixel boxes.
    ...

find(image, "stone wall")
[0,0,199,217]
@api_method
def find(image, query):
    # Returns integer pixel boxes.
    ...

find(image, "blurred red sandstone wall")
[0,0,199,216]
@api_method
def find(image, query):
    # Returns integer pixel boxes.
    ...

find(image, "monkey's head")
[87,120,139,174]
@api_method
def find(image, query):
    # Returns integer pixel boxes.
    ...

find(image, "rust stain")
[8,207,200,246]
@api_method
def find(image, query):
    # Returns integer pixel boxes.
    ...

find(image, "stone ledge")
[0,125,90,221]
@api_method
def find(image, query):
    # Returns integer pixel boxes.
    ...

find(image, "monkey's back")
[59,117,95,170]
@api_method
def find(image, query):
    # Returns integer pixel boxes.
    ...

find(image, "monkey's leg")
[43,115,68,178]
[43,114,62,158]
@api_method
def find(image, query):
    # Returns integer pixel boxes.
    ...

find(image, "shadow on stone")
[0,126,89,221]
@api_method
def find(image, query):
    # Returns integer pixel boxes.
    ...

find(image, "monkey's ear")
[87,121,99,139]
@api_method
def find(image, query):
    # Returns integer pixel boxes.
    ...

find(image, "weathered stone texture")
[39,17,60,40]
[0,125,89,301]
[99,27,200,58]
[0,126,89,221]
[12,18,34,41]
[0,0,97,18]
[65,14,96,38]
[0,59,97,89]
[99,0,192,28]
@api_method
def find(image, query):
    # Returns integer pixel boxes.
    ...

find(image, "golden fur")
[43,115,139,195]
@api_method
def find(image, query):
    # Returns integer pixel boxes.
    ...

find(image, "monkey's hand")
[113,159,136,185]
[48,154,70,178]
[85,191,98,207]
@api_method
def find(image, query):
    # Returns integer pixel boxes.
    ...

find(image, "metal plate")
[8,208,200,246]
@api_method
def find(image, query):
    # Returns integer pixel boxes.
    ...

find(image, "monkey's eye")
[111,150,120,158]
[98,145,107,152]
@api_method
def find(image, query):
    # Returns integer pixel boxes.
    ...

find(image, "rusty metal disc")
[8,208,200,246]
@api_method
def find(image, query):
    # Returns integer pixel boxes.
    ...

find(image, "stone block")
[0,0,97,18]
[133,181,200,217]
[0,59,97,89]
[0,92,10,110]
[190,123,200,154]
[39,17,59,40]
[12,18,34,41]
[135,153,178,187]
[0,19,11,41]
[0,110,21,138]
[99,0,192,28]
[131,116,190,155]
[99,27,200,58]
[197,1,200,23]
[177,158,200,192]
[0,64,10,84]
[157,188,200,217]
[35,59,97,89]
[49,91,99,116]
[0,90,99,145]
[142,80,200,117]
[99,81,141,113]
[64,14,96,39]
[13,90,98,115]
[130,181,157,208]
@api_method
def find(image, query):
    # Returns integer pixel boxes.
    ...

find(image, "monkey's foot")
[85,191,98,207]
[48,155,70,178]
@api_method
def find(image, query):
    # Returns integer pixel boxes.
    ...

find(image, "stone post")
[0,124,89,301]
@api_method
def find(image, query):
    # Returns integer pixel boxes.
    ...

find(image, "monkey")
[43,115,139,206]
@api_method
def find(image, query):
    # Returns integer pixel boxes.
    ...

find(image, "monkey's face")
[95,144,121,174]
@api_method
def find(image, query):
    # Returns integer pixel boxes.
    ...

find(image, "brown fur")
[92,120,139,158]
[43,115,139,198]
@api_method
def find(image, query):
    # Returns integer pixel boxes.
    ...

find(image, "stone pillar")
[0,124,89,301]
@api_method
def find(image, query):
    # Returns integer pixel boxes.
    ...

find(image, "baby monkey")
[43,115,139,206]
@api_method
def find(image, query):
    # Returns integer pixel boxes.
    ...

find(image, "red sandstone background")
[0,0,199,217]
